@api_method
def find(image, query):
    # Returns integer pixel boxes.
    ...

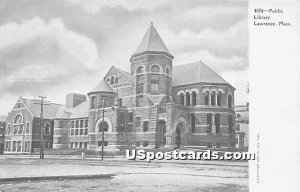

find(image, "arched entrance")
[156,120,166,148]
[175,123,183,148]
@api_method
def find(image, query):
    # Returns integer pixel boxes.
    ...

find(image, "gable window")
[98,121,109,132]
[217,91,221,106]
[143,121,149,132]
[191,91,197,106]
[14,114,23,124]
[211,91,216,106]
[115,77,118,84]
[191,114,196,133]
[110,76,115,85]
[205,91,209,105]
[151,65,160,73]
[26,122,30,134]
[186,92,190,106]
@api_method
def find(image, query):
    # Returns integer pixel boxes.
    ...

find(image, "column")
[208,93,211,106]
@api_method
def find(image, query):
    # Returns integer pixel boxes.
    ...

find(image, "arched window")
[211,91,216,106]
[217,91,221,106]
[180,93,184,106]
[136,66,144,74]
[14,114,23,124]
[166,67,171,75]
[228,94,233,109]
[191,91,197,106]
[44,122,50,135]
[151,65,160,73]
[98,121,109,132]
[115,77,118,84]
[205,91,209,105]
[110,76,114,85]
[26,122,30,134]
[186,92,190,106]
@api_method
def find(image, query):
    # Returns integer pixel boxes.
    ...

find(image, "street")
[0,156,248,192]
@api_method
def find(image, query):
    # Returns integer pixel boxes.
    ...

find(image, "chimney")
[66,93,86,109]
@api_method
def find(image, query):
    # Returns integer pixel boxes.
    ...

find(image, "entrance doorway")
[175,123,183,148]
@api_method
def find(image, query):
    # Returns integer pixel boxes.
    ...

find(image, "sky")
[0,0,249,115]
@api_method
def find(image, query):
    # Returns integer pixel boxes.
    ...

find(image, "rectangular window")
[75,129,79,135]
[85,119,88,127]
[215,114,220,133]
[80,120,84,128]
[76,120,79,128]
[136,96,144,107]
[151,83,159,94]
[70,142,73,148]
[80,129,83,135]
[17,141,21,152]
[71,129,74,135]
[135,141,140,147]
[101,96,109,107]
[137,83,144,94]
[98,141,108,146]
[229,115,234,134]
[135,117,141,127]
[75,142,78,148]
[143,121,148,132]
[151,75,159,94]
[137,75,144,82]
[128,112,133,123]
[79,142,83,148]
[71,121,75,128]
[84,142,87,148]
[207,113,212,133]
[191,114,196,133]
[143,141,148,147]
[85,128,88,135]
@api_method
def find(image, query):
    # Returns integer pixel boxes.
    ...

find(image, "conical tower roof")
[88,79,115,95]
[130,23,173,61]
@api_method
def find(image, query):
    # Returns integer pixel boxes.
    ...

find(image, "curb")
[0,173,117,183]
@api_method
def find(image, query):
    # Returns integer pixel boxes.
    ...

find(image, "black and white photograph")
[0,0,299,191]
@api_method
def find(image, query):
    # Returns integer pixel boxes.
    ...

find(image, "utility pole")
[34,96,49,159]
[101,109,104,161]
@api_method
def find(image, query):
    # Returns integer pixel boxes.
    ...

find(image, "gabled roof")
[104,66,132,83]
[131,23,173,60]
[172,61,232,87]
[88,79,115,95]
[21,98,61,119]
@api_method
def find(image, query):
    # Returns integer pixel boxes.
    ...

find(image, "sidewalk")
[0,158,118,182]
